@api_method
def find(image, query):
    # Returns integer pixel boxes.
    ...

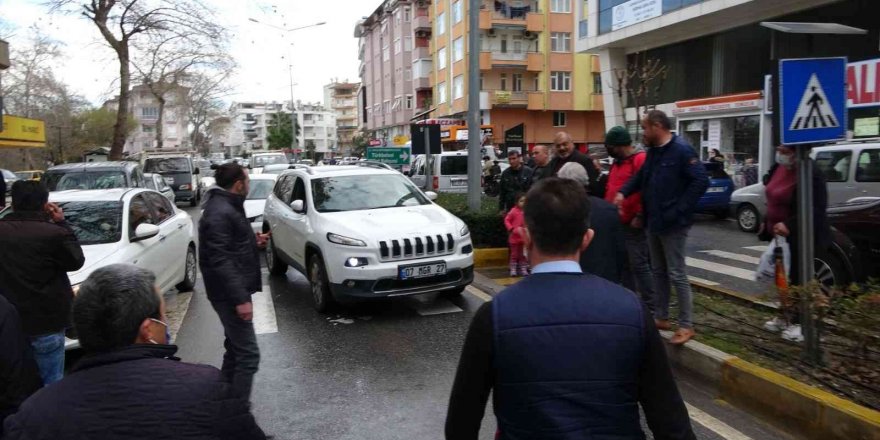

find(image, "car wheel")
[309,254,336,313]
[266,234,288,276]
[737,204,760,233]
[441,286,465,298]
[814,249,851,293]
[175,245,197,291]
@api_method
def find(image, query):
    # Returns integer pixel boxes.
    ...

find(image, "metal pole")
[466,0,481,212]
[289,64,296,160]
[796,145,819,364]
[424,126,433,191]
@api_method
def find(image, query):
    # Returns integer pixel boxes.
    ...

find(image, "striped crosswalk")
[685,246,767,290]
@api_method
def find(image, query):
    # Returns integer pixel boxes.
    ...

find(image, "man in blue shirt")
[446,178,695,440]
[614,110,709,345]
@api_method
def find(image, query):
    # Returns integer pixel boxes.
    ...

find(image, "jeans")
[624,226,657,313]
[30,331,65,385]
[647,226,694,329]
[211,300,260,400]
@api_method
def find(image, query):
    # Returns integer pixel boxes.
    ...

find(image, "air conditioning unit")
[487,28,496,37]
[523,30,537,39]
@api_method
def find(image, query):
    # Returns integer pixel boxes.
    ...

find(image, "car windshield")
[247,179,276,200]
[254,155,288,167]
[440,156,468,175]
[14,172,31,180]
[43,171,127,191]
[311,174,430,213]
[145,177,157,190]
[2,169,16,179]
[56,201,123,244]
[144,157,191,173]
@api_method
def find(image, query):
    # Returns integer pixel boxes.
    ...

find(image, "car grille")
[378,233,456,261]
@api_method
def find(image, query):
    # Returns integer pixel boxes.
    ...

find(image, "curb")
[473,248,508,269]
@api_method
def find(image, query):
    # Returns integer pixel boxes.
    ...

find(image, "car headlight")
[327,233,367,247]
[458,222,470,237]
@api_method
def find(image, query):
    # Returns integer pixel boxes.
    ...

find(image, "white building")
[207,116,233,157]
[296,101,337,157]
[323,80,361,156]
[103,83,190,156]
[227,101,289,153]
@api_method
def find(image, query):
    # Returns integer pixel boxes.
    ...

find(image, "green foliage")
[350,134,369,156]
[435,193,507,248]
[266,112,300,149]
[305,139,316,160]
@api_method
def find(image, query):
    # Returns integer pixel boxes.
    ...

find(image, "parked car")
[262,162,474,312]
[409,151,470,193]
[42,161,146,192]
[696,161,733,218]
[144,172,176,204]
[2,168,19,187]
[0,188,197,349]
[825,197,880,284]
[260,163,293,175]
[730,182,765,232]
[14,170,43,181]
[244,173,279,234]
[250,152,289,174]
[143,154,200,207]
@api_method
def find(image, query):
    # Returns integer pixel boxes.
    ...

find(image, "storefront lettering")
[673,99,761,115]
[847,58,880,108]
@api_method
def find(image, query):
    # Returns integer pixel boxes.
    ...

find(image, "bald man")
[549,132,603,197]
[529,144,552,186]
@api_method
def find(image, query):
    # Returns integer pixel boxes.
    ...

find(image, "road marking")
[688,275,720,286]
[252,287,278,334]
[743,245,768,252]
[409,296,463,316]
[686,402,754,440]
[465,285,493,302]
[699,250,761,265]
[165,291,194,342]
[685,257,756,281]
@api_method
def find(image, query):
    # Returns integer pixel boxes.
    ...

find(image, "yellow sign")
[495,90,511,104]
[0,115,47,148]
[392,135,409,146]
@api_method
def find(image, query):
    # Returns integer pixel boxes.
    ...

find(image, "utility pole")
[466,0,481,212]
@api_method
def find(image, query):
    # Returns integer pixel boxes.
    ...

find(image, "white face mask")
[775,152,794,167]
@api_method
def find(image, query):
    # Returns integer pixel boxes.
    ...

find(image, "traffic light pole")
[466,0,481,212]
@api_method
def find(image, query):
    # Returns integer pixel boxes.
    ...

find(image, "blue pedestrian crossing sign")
[779,57,847,145]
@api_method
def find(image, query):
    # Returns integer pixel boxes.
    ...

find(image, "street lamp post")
[248,18,326,158]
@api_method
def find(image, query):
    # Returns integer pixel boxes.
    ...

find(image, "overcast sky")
[0,0,369,107]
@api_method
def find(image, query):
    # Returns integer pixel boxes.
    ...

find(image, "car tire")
[175,245,198,292]
[266,234,288,276]
[736,204,760,233]
[814,248,851,291]
[309,253,336,313]
[441,286,465,298]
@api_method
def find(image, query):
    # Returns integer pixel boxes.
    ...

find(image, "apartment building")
[103,83,190,156]
[431,0,605,151]
[207,116,233,157]
[324,80,361,156]
[227,101,288,153]
[576,0,878,178]
[355,0,422,144]
[295,101,337,157]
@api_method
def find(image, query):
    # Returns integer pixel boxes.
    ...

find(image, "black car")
[823,197,880,285]
[42,161,146,191]
[144,155,200,206]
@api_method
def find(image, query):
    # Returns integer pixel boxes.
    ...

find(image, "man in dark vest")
[445,178,695,440]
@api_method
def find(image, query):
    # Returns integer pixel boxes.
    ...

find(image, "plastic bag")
[755,236,790,283]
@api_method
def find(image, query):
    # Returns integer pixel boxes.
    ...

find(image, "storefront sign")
[847,58,880,108]
[854,117,879,137]
[612,0,662,32]
[412,118,465,126]
[392,135,409,146]
[368,139,382,146]
[707,120,721,149]
[673,98,762,116]
[366,147,411,165]
[445,125,494,142]
[505,124,525,145]
[0,115,46,148]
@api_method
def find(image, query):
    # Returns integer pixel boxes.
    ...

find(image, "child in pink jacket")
[504,193,529,277]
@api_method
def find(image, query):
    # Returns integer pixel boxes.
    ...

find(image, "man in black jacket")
[0,181,85,385]
[549,131,604,197]
[2,264,267,440]
[199,163,269,401]
[0,294,42,436]
[528,144,552,186]
[498,150,533,212]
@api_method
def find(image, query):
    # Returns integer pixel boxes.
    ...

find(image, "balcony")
[479,1,542,32]
[414,76,431,91]
[479,50,541,70]
[414,14,430,33]
[412,46,430,61]
[486,89,537,108]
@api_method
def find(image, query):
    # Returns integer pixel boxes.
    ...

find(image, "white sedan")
[245,173,279,234]
[49,189,197,348]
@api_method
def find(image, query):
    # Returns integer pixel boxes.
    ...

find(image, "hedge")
[435,193,507,248]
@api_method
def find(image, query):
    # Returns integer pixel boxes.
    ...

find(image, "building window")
[479,73,484,90]
[551,0,571,13]
[437,82,447,104]
[142,124,154,133]
[438,47,447,70]
[534,75,540,91]
[453,75,464,100]
[405,95,414,109]
[394,37,401,54]
[453,37,464,62]
[550,32,571,52]
[142,107,159,118]
[392,96,402,111]
[513,73,523,92]
[437,12,446,35]
[404,68,412,81]
[403,7,411,22]
[592,73,603,93]
[550,71,571,91]
[395,10,401,26]
[553,111,566,127]
[404,36,413,52]
[452,0,463,24]
[578,20,588,39]
[500,73,507,91]
[383,46,390,61]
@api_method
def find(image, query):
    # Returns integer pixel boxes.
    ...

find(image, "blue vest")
[492,273,647,440]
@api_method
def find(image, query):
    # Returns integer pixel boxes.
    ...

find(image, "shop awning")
[0,115,47,148]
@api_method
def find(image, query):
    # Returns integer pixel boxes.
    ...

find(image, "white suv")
[262,162,475,312]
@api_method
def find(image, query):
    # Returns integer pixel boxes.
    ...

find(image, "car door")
[126,194,170,287]
[267,174,295,259]
[814,149,856,205]
[410,155,426,188]
[145,192,187,289]
[854,147,880,199]
[288,177,311,264]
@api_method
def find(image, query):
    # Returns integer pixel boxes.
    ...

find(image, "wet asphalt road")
[173,206,791,440]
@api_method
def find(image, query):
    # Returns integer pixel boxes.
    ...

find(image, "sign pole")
[796,145,820,364]
[466,0,482,212]
[424,125,433,191]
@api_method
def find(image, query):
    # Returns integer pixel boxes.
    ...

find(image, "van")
[409,151,471,193]
[143,154,200,206]
[43,161,146,192]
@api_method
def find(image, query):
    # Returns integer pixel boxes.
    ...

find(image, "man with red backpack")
[604,126,657,312]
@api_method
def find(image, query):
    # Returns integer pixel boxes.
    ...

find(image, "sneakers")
[669,328,695,345]
[763,317,789,332]
[781,325,804,342]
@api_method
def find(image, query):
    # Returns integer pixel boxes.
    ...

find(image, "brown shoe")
[654,319,672,331]
[669,328,695,345]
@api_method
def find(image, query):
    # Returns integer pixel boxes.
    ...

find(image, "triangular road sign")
[789,73,840,130]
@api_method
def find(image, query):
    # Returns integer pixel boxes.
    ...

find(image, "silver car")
[144,173,176,204]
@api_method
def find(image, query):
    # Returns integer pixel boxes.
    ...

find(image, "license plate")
[399,262,447,280]
[451,179,467,187]
[706,187,726,193]
[164,177,175,184]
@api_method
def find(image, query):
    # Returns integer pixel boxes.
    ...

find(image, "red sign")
[368,139,382,146]
[847,58,880,108]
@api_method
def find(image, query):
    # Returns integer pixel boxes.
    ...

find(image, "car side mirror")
[131,223,160,242]
[193,167,200,175]
[425,191,438,201]
[290,199,305,213]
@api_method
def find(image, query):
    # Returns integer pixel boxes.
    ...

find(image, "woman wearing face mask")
[759,145,831,342]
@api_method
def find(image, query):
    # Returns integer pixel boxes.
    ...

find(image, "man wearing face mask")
[2,264,267,440]
[200,163,269,401]
[759,145,830,342]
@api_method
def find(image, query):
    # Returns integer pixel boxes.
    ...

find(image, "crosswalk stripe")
[252,287,278,334]
[743,245,768,252]
[686,257,755,281]
[686,402,754,440]
[465,285,493,302]
[165,291,194,342]
[688,275,720,286]
[699,250,761,265]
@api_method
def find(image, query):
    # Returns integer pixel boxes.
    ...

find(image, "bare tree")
[185,68,234,153]
[1,27,62,118]
[46,0,228,160]
[612,53,668,141]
